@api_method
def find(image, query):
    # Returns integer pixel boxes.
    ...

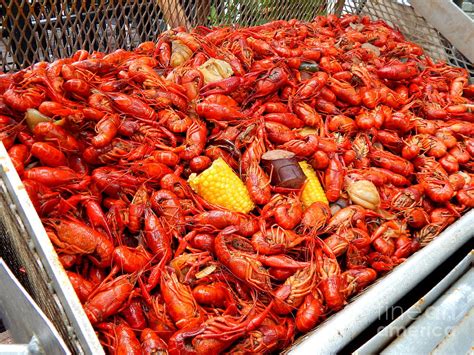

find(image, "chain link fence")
[0,0,473,76]
[342,0,473,77]
[0,0,335,71]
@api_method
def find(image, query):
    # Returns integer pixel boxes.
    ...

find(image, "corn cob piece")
[299,161,329,207]
[188,157,255,213]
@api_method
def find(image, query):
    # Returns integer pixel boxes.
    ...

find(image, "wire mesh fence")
[0,0,336,71]
[342,0,474,77]
[0,0,472,76]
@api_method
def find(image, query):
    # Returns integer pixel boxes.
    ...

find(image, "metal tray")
[1,141,473,354]
[355,251,473,354]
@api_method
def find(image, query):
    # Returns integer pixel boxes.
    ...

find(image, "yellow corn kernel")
[299,161,329,207]
[188,157,255,213]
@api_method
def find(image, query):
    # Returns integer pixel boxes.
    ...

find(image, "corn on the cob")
[188,157,255,213]
[299,161,329,207]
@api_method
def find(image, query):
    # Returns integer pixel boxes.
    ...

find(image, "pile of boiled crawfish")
[1,14,473,354]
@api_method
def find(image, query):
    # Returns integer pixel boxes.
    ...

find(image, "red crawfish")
[251,225,306,256]
[141,328,168,354]
[143,207,172,290]
[245,161,271,205]
[7,144,29,176]
[231,317,295,353]
[192,282,237,313]
[111,245,153,274]
[30,142,68,168]
[341,268,377,298]
[369,147,414,176]
[158,109,192,133]
[415,157,454,203]
[191,210,259,237]
[325,205,380,233]
[97,322,142,355]
[324,155,344,203]
[121,299,148,330]
[160,268,205,329]
[273,260,317,315]
[265,121,297,144]
[168,300,275,354]
[316,242,345,311]
[3,86,45,112]
[91,114,121,148]
[293,101,323,128]
[297,72,329,100]
[106,92,157,120]
[214,227,271,292]
[300,201,332,234]
[246,66,289,103]
[279,134,319,157]
[295,289,325,333]
[83,275,134,324]
[261,194,303,230]
[151,189,186,237]
[377,62,419,80]
[33,122,81,152]
[66,271,94,303]
[179,118,207,161]
[47,218,113,268]
[264,112,304,129]
[196,102,246,122]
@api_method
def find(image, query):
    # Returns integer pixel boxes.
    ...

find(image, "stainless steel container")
[0,1,473,353]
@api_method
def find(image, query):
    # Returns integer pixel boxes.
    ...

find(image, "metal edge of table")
[0,143,103,355]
